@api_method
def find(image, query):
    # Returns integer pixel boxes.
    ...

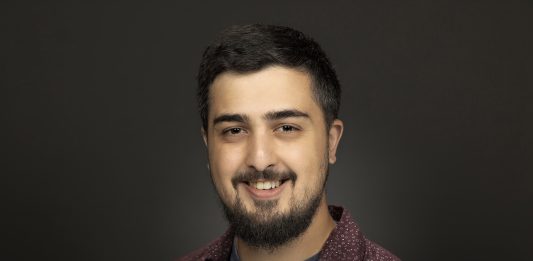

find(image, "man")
[180,24,400,261]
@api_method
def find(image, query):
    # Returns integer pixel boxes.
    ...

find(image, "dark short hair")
[197,24,341,131]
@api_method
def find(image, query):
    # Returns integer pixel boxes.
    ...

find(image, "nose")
[245,131,276,171]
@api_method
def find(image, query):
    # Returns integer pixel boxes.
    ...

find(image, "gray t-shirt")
[229,238,319,261]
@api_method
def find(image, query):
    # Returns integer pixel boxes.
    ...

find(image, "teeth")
[252,181,280,190]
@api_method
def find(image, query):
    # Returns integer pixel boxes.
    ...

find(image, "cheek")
[280,137,327,187]
[209,143,245,197]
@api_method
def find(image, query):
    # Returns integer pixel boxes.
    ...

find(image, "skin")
[202,66,344,260]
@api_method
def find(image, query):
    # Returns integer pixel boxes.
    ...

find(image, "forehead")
[209,66,320,119]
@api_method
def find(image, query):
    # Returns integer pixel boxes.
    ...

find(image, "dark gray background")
[2,1,532,260]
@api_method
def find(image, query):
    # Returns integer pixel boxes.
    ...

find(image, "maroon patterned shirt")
[179,205,401,261]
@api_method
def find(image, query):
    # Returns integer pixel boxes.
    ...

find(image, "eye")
[224,127,244,135]
[277,125,298,132]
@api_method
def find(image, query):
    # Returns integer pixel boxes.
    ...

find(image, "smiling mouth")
[243,179,290,190]
[241,178,290,200]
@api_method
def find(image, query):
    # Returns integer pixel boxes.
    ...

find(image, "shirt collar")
[318,205,368,260]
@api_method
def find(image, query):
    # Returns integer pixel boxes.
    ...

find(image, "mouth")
[241,178,291,199]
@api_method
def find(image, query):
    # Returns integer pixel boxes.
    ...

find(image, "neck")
[236,196,335,261]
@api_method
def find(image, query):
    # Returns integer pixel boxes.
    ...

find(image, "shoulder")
[364,239,401,261]
[177,229,234,261]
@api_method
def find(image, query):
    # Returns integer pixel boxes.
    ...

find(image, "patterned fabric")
[178,205,400,261]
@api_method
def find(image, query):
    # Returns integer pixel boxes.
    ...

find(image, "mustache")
[231,168,297,189]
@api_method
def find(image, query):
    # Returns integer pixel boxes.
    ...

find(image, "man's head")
[198,24,341,132]
[197,24,343,250]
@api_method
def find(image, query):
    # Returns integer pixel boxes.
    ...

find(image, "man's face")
[203,66,342,247]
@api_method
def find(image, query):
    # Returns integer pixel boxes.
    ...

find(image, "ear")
[201,127,208,147]
[328,119,344,164]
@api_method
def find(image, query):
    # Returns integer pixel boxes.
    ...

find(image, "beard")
[217,166,329,251]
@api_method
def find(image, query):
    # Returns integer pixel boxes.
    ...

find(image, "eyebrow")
[212,109,309,126]
[263,109,309,121]
[213,114,249,126]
